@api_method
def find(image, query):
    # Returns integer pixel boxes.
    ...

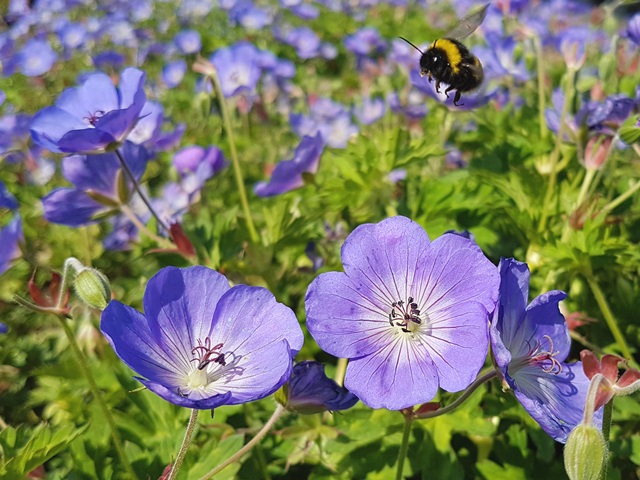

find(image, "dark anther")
[191,338,225,370]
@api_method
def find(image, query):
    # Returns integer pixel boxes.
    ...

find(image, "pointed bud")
[169,223,196,259]
[564,424,607,480]
[74,268,111,310]
[115,168,130,204]
[584,135,612,170]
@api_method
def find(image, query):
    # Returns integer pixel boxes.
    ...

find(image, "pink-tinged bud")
[169,223,196,259]
[584,135,612,170]
[28,270,69,312]
[580,350,640,409]
[564,424,607,480]
[581,350,622,382]
[415,402,440,418]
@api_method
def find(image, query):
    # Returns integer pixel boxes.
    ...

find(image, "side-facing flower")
[277,361,359,414]
[305,216,499,410]
[254,133,324,197]
[489,258,602,443]
[42,141,150,227]
[100,266,304,409]
[30,67,146,154]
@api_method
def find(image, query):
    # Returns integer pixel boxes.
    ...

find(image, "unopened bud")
[564,424,607,480]
[74,268,111,310]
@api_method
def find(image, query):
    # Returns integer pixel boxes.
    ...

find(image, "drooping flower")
[100,266,304,409]
[489,258,602,443]
[30,67,147,154]
[42,141,150,227]
[254,134,324,197]
[277,361,359,414]
[305,216,499,410]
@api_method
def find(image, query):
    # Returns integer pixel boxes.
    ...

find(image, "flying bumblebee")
[400,3,489,106]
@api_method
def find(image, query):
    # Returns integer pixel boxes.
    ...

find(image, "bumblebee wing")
[445,3,489,40]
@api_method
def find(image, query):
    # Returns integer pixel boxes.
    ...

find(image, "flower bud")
[564,424,607,480]
[74,268,111,310]
[276,361,358,415]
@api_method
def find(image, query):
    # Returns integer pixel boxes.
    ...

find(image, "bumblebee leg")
[444,84,457,99]
[453,90,463,106]
[435,79,441,93]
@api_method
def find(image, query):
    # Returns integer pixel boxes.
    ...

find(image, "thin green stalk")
[395,415,414,480]
[599,179,640,216]
[585,274,632,360]
[114,148,170,232]
[533,35,548,141]
[599,400,614,480]
[560,168,597,243]
[538,68,576,233]
[200,404,286,480]
[168,409,200,480]
[208,70,259,244]
[416,370,498,419]
[58,315,136,479]
[119,203,174,248]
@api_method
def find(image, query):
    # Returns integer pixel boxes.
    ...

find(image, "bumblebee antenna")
[398,36,424,54]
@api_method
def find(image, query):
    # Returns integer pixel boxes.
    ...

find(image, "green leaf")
[0,423,88,478]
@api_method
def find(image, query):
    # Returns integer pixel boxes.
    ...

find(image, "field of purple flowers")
[2,0,640,478]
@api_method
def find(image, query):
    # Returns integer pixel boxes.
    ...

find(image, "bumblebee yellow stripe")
[433,39,462,74]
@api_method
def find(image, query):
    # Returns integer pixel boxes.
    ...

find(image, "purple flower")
[0,323,8,334]
[283,26,321,59]
[0,180,19,210]
[489,258,602,443]
[210,42,262,97]
[126,101,185,152]
[162,59,187,88]
[290,99,359,148]
[353,97,386,125]
[586,94,634,135]
[475,33,529,82]
[100,266,304,409]
[42,141,150,227]
[626,13,640,46]
[174,29,201,54]
[30,68,147,154]
[254,134,324,197]
[92,51,126,70]
[16,38,58,77]
[57,22,88,50]
[280,361,359,414]
[305,216,499,410]
[0,216,23,276]
[344,27,386,57]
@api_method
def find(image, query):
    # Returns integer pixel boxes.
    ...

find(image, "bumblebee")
[400,4,489,106]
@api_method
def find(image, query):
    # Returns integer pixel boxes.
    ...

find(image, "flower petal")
[142,266,231,368]
[340,216,431,309]
[56,72,119,118]
[421,301,489,392]
[523,290,570,361]
[306,271,387,359]
[416,233,499,314]
[345,335,439,410]
[138,378,233,410]
[100,300,186,387]
[30,107,88,153]
[511,361,602,443]
[42,188,106,226]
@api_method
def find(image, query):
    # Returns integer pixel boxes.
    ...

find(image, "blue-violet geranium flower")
[305,216,499,410]
[489,258,602,443]
[30,67,147,154]
[100,266,304,409]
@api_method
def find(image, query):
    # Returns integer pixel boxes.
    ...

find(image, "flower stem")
[599,400,614,480]
[395,415,413,480]
[119,203,174,248]
[416,370,498,419]
[585,274,633,360]
[599,178,640,216]
[538,68,576,233]
[57,314,136,479]
[534,35,548,141]
[200,404,286,480]
[208,70,259,244]
[168,409,200,480]
[114,147,170,232]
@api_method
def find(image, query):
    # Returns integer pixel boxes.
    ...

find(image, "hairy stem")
[168,409,200,480]
[395,415,413,480]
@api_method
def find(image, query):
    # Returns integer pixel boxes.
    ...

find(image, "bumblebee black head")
[419,48,450,79]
